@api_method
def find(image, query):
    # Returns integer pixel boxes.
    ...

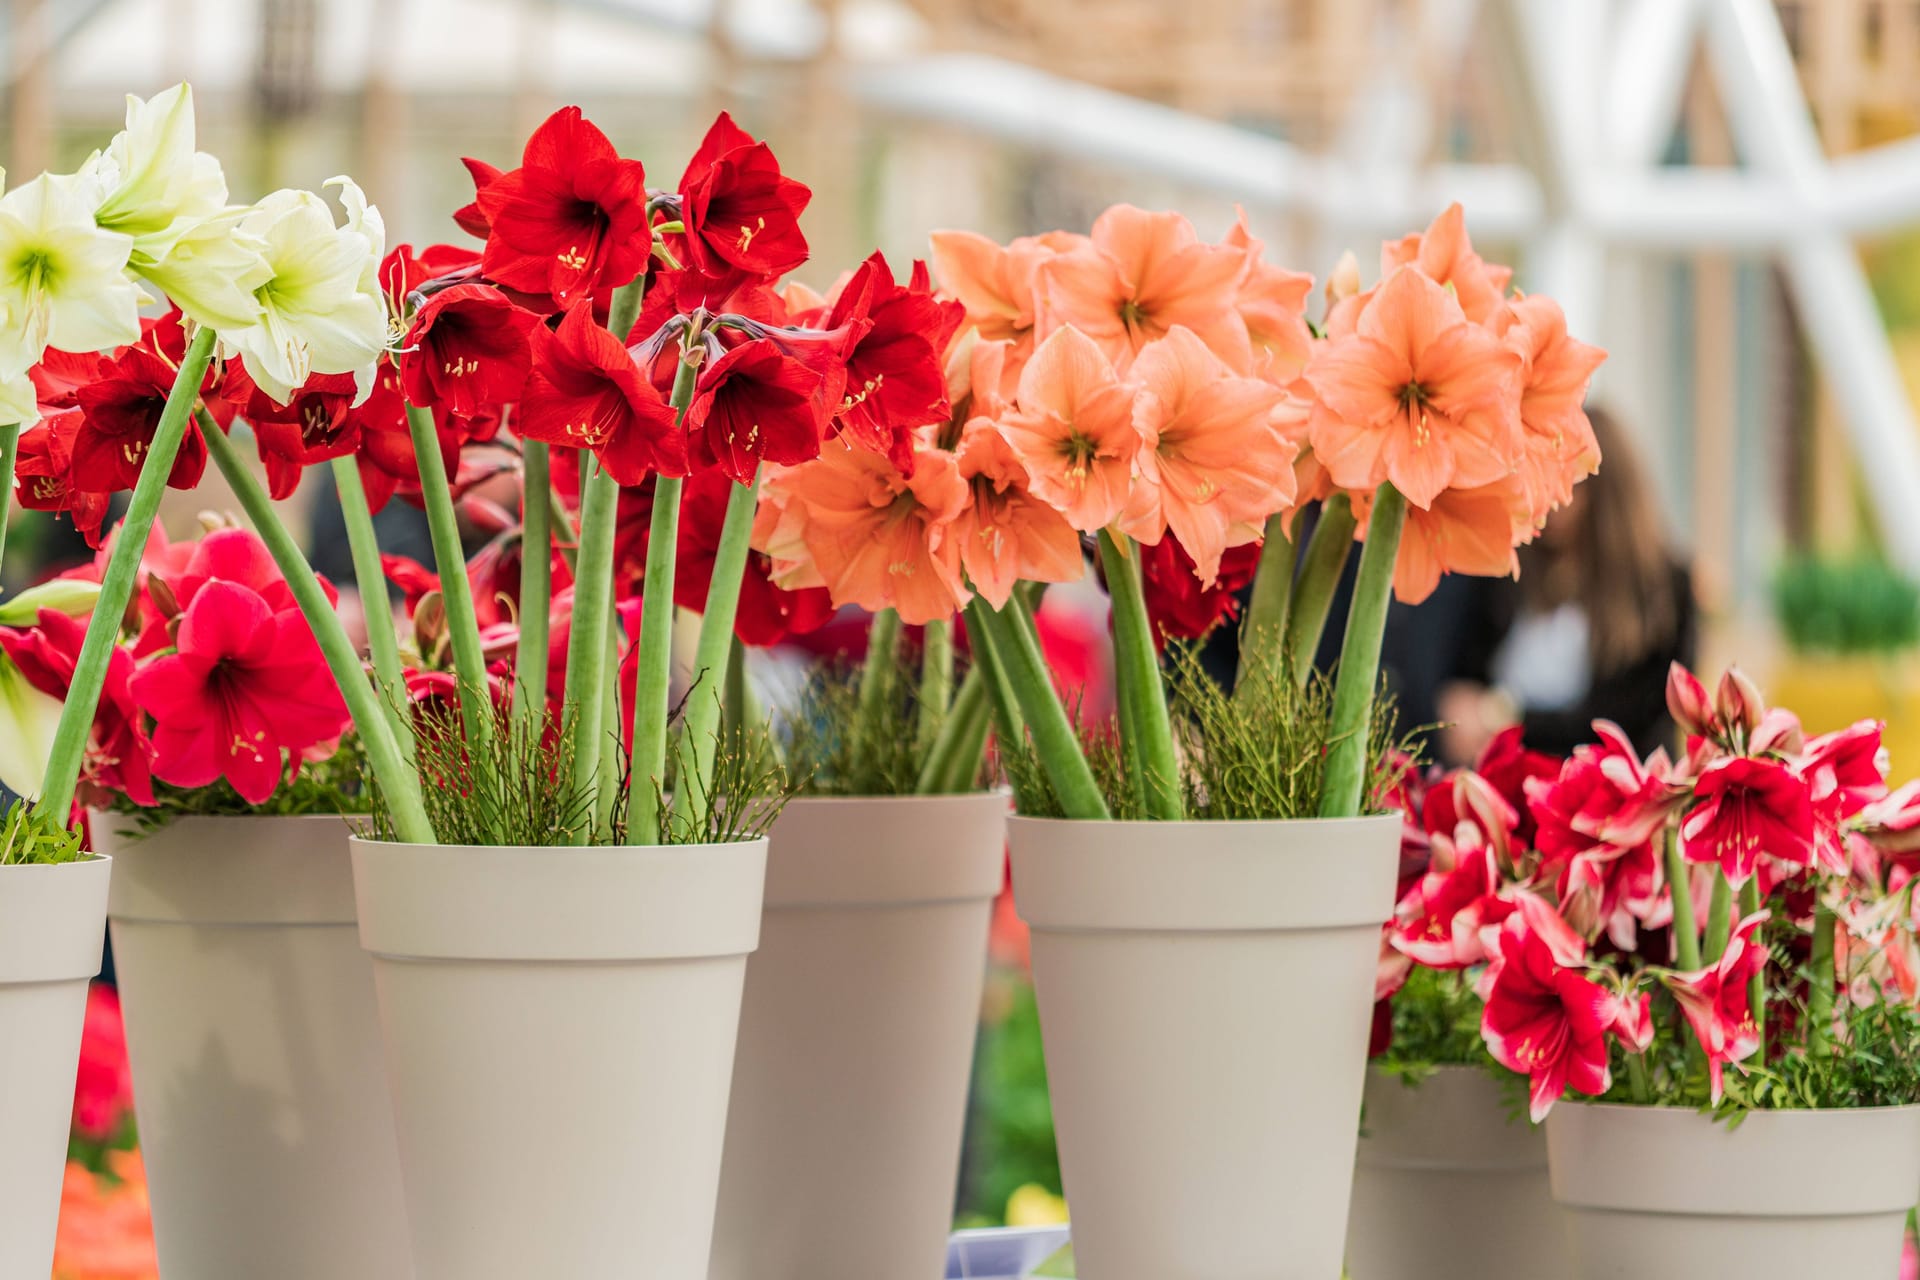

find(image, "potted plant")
[1769,551,1920,770]
[751,204,1607,1276]
[1474,664,1920,1278]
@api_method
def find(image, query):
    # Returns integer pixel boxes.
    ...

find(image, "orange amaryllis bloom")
[1304,265,1521,510]
[1381,202,1514,326]
[1498,294,1607,520]
[997,325,1143,532]
[928,229,1086,349]
[954,418,1085,608]
[1037,205,1249,372]
[1120,326,1295,586]
[1353,474,1532,604]
[1223,209,1315,385]
[758,442,971,625]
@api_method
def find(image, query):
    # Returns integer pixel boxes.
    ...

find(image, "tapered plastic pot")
[0,854,110,1280]
[709,792,1007,1280]
[1346,1065,1566,1279]
[93,813,409,1280]
[1008,814,1401,1280]
[353,836,768,1280]
[1547,1101,1920,1278]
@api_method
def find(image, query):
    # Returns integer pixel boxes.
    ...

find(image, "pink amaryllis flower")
[1481,893,1621,1121]
[1526,723,1681,942]
[1682,755,1816,889]
[130,581,351,804]
[1662,912,1769,1104]
[1388,831,1514,971]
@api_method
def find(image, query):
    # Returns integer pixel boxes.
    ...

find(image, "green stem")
[851,609,904,777]
[1663,828,1701,972]
[201,419,436,843]
[1319,485,1405,818]
[514,440,554,728]
[328,453,414,763]
[1285,494,1357,688]
[1236,510,1294,697]
[966,606,1024,748]
[1702,871,1735,966]
[966,597,1109,820]
[1098,531,1183,820]
[598,612,621,837]
[0,422,19,578]
[561,460,619,843]
[721,635,747,762]
[1626,1052,1651,1104]
[626,356,700,846]
[404,402,494,758]
[37,327,217,822]
[915,662,990,794]
[547,480,579,574]
[1807,902,1836,1057]
[1742,877,1766,1065]
[917,616,955,758]
[669,469,760,827]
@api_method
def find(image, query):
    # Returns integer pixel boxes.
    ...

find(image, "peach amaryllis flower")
[1380,202,1514,327]
[1222,209,1315,385]
[1354,474,1531,605]
[1304,265,1522,510]
[996,325,1143,532]
[928,229,1088,350]
[1037,204,1249,373]
[1119,326,1294,586]
[1497,294,1607,521]
[754,443,971,625]
[953,419,1085,608]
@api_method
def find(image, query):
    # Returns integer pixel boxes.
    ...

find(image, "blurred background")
[12,0,1920,1267]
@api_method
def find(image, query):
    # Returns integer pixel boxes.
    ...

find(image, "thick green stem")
[328,453,415,764]
[917,616,955,757]
[1742,877,1766,1065]
[1099,530,1183,820]
[1236,510,1294,697]
[37,328,217,822]
[850,609,904,775]
[1702,872,1735,965]
[670,469,759,826]
[627,354,699,845]
[201,419,436,843]
[514,440,554,728]
[561,460,619,843]
[1807,901,1835,1057]
[966,597,1108,820]
[1319,485,1405,818]
[966,606,1024,747]
[0,422,19,577]
[915,662,990,794]
[1626,1052,1651,1104]
[1664,829,1702,972]
[1285,494,1357,688]
[404,403,494,757]
[547,480,580,574]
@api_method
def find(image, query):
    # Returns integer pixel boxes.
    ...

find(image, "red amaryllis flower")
[477,107,650,308]
[0,608,155,806]
[1681,755,1816,889]
[1527,723,1682,940]
[1662,911,1768,1104]
[686,338,829,483]
[1138,534,1257,648]
[1388,833,1514,970]
[131,581,351,804]
[70,343,209,493]
[519,301,684,485]
[822,254,965,467]
[1474,726,1560,847]
[72,984,133,1142]
[401,284,542,415]
[165,526,326,617]
[675,470,833,646]
[677,112,811,284]
[453,158,501,239]
[1481,894,1620,1121]
[1803,720,1890,873]
[14,410,109,546]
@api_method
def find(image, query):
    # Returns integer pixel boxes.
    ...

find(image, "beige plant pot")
[93,813,410,1280]
[1347,1065,1566,1279]
[1008,814,1401,1280]
[353,836,768,1280]
[0,855,110,1280]
[709,792,1008,1280]
[1547,1101,1920,1278]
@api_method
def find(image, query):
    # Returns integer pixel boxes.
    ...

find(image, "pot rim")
[1554,1098,1920,1119]
[1006,810,1402,829]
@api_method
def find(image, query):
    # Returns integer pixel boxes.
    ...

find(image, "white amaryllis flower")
[0,578,102,627]
[0,653,61,801]
[80,83,271,331]
[219,177,388,406]
[0,365,37,428]
[0,168,141,375]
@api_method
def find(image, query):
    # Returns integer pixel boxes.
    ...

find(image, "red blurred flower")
[14,410,109,546]
[401,284,542,416]
[675,470,833,646]
[1474,726,1559,847]
[72,984,134,1142]
[677,112,811,285]
[1481,894,1619,1121]
[519,301,684,485]
[0,608,155,806]
[687,338,829,483]
[1681,756,1816,889]
[131,581,351,804]
[70,343,209,493]
[1662,912,1768,1104]
[477,107,650,307]
[1137,534,1257,648]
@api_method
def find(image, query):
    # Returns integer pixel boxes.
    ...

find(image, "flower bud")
[0,577,101,627]
[1714,665,1765,738]
[1666,662,1714,737]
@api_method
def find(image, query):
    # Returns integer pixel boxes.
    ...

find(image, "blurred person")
[1436,407,1695,764]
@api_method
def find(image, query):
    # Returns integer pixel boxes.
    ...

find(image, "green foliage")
[781,656,977,798]
[962,976,1062,1224]
[1004,645,1416,820]
[1376,966,1495,1081]
[1772,553,1920,656]
[0,799,85,865]
[103,737,369,832]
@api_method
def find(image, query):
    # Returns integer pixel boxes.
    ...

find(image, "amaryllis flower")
[1138,534,1260,648]
[131,581,351,804]
[997,326,1142,531]
[686,337,830,483]
[1388,834,1514,970]
[818,254,964,467]
[0,607,154,806]
[518,301,683,485]
[676,112,811,285]
[1480,894,1620,1121]
[953,417,1084,609]
[70,329,212,493]
[72,985,134,1143]
[1803,720,1890,873]
[163,526,325,619]
[1474,727,1560,848]
[1682,755,1817,889]
[1498,294,1605,521]
[477,106,650,307]
[1304,264,1522,510]
[1222,210,1314,385]
[675,471,834,647]
[1526,723,1680,942]
[400,283,542,414]
[1378,203,1513,327]
[1662,912,1769,1104]
[929,228,1088,353]
[14,410,110,546]
[1355,475,1531,605]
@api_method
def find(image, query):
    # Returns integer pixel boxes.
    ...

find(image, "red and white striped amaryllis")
[1661,911,1769,1105]
[1480,893,1625,1122]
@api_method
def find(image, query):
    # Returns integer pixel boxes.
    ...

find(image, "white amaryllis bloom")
[0,168,141,375]
[0,578,103,627]
[220,177,388,406]
[0,365,37,428]
[0,653,61,801]
[80,83,271,330]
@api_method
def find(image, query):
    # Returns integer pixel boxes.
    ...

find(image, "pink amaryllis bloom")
[1481,893,1621,1121]
[1388,833,1514,971]
[130,581,351,804]
[1682,755,1816,889]
[996,325,1142,532]
[953,417,1084,609]
[1662,912,1769,1104]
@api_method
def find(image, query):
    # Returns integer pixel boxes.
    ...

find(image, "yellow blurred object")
[1006,1182,1070,1227]
[1770,656,1920,776]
